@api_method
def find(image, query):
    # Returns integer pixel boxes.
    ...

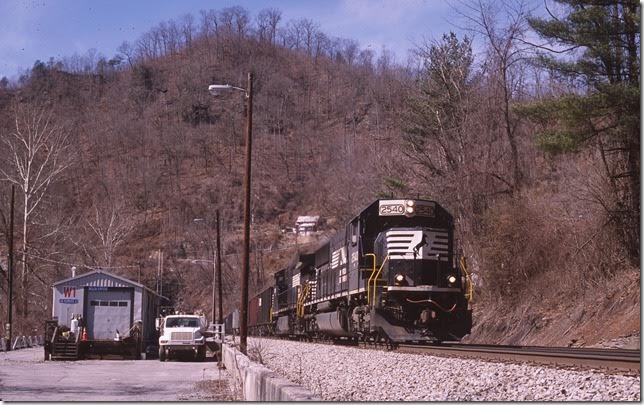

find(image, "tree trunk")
[501,64,521,190]
[21,195,28,317]
[627,135,640,262]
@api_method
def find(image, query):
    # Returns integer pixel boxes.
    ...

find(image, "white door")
[87,289,132,340]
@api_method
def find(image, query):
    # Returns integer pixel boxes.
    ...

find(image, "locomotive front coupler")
[414,308,438,327]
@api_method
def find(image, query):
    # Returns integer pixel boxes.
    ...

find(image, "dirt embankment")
[466,269,640,349]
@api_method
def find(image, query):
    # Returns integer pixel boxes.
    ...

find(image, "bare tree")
[85,202,135,268]
[117,41,135,68]
[454,0,533,190]
[267,8,282,45]
[256,9,272,43]
[180,14,195,49]
[0,102,72,315]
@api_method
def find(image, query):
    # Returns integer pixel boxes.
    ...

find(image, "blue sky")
[0,0,464,79]
[0,0,543,80]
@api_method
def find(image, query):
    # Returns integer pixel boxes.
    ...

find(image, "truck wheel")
[197,346,206,362]
[159,347,166,362]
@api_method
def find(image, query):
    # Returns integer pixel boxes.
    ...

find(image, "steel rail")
[246,336,639,371]
[397,343,640,372]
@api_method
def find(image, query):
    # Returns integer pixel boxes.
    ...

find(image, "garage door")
[86,289,133,340]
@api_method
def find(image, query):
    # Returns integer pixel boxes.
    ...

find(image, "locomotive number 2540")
[379,204,405,215]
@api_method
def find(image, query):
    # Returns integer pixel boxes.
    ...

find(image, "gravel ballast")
[247,338,640,401]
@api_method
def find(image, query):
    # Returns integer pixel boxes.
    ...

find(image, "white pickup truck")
[157,314,207,361]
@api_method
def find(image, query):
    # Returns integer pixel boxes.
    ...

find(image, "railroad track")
[249,335,639,372]
[397,343,640,372]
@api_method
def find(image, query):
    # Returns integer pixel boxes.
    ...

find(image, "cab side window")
[350,220,359,246]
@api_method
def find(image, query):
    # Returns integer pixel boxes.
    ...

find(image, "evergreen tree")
[517,0,640,261]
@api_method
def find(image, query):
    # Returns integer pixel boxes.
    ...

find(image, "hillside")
[0,3,639,348]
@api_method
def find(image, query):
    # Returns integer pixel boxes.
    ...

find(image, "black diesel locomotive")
[229,198,472,345]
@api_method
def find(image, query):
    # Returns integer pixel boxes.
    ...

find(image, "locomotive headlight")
[394,273,405,286]
[406,200,415,207]
[405,206,415,214]
[447,275,457,285]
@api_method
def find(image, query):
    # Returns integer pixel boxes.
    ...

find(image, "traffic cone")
[81,328,88,341]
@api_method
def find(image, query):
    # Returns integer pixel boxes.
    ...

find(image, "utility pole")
[7,185,14,351]
[156,249,163,296]
[216,210,223,324]
[239,72,253,355]
[160,251,163,297]
[207,73,253,354]
[211,234,217,325]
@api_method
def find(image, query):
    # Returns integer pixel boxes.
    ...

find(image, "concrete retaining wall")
[221,343,321,401]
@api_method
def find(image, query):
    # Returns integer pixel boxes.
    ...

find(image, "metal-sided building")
[52,269,164,347]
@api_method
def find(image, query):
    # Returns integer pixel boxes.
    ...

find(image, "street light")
[208,72,253,355]
[208,84,248,96]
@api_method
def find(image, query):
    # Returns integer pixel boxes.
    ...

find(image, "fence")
[0,335,44,352]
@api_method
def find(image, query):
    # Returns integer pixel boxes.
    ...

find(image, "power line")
[23,253,139,270]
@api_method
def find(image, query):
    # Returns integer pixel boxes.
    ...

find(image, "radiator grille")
[170,332,193,341]
[386,229,449,260]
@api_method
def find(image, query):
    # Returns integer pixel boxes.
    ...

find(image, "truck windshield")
[165,317,199,328]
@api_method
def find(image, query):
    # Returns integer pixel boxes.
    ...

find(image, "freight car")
[224,309,239,336]
[236,198,472,346]
[248,287,273,335]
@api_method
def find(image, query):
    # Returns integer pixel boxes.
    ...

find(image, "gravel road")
[248,338,640,401]
[0,347,234,401]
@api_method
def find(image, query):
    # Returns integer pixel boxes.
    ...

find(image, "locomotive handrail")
[296,283,310,317]
[369,255,390,306]
[459,257,474,301]
[296,285,303,317]
[365,253,377,305]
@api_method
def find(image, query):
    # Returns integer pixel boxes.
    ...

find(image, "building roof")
[296,215,319,224]
[52,269,167,300]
